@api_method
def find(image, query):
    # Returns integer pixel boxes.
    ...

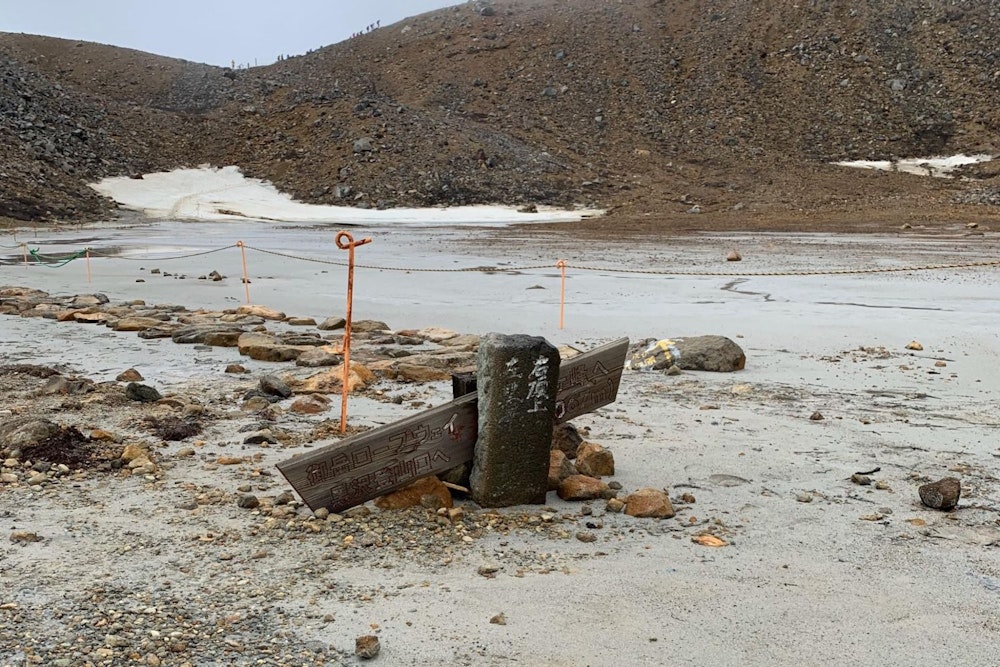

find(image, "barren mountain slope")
[2,0,999,228]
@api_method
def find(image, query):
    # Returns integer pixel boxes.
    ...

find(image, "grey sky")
[0,0,460,67]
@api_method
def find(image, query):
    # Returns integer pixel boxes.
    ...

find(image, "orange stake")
[85,248,92,283]
[236,241,251,304]
[336,230,373,433]
[557,259,567,329]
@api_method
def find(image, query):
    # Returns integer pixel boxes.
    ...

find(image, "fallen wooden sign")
[554,337,629,424]
[277,337,629,512]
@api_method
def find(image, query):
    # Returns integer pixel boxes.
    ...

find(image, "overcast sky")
[0,0,460,67]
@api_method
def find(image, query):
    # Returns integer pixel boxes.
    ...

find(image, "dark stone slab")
[470,333,560,507]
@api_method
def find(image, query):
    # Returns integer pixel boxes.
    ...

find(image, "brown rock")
[112,317,165,332]
[237,304,286,320]
[575,443,615,477]
[551,422,583,459]
[548,450,577,490]
[557,475,609,501]
[355,635,380,660]
[73,312,110,324]
[374,476,453,510]
[294,346,343,368]
[290,394,331,414]
[726,250,742,261]
[393,363,452,382]
[287,363,374,394]
[116,368,144,382]
[120,444,149,462]
[624,488,675,518]
[905,341,924,351]
[918,477,961,510]
[237,332,314,362]
[286,317,317,326]
[225,364,247,374]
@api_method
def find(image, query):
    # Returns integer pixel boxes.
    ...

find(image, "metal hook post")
[335,230,373,433]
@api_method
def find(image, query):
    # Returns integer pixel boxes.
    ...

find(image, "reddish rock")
[557,474,609,501]
[575,442,615,477]
[548,450,577,490]
[289,394,331,414]
[624,488,675,518]
[374,476,453,510]
[287,363,374,393]
[116,368,144,382]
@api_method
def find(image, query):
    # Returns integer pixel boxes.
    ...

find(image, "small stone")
[237,493,260,509]
[126,383,162,403]
[489,613,507,625]
[10,530,42,543]
[317,316,347,331]
[27,473,47,486]
[477,565,500,578]
[934,360,947,368]
[259,375,292,398]
[355,635,380,660]
[290,394,331,414]
[548,449,576,490]
[314,507,330,520]
[551,422,583,459]
[576,531,597,543]
[905,341,924,351]
[678,493,696,504]
[875,480,891,491]
[225,364,247,374]
[606,498,625,513]
[557,475,609,501]
[726,250,742,261]
[624,488,675,518]
[796,492,813,503]
[119,444,147,463]
[918,477,961,510]
[116,368,144,382]
[243,431,278,445]
[809,411,824,421]
[374,476,452,510]
[851,474,872,486]
[575,443,614,477]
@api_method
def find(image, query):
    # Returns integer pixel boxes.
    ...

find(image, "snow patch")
[833,154,994,178]
[91,166,603,226]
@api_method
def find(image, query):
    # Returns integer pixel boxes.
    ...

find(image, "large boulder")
[630,336,746,372]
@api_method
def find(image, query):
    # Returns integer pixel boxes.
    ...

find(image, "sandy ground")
[2,219,999,666]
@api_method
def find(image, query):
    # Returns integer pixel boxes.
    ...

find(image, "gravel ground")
[2,225,1000,666]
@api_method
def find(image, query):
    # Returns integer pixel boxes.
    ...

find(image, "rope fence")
[4,237,998,329]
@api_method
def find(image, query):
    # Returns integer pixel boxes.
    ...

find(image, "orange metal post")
[556,259,567,329]
[335,230,373,433]
[236,241,251,304]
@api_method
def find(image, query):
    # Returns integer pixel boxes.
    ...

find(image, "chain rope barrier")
[7,241,997,277]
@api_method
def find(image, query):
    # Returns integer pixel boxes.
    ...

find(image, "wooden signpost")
[277,337,629,512]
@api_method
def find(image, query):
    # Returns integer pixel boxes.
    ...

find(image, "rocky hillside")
[2,0,999,226]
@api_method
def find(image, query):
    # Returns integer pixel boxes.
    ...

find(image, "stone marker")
[470,333,560,507]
